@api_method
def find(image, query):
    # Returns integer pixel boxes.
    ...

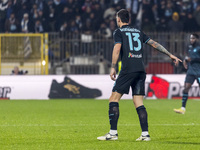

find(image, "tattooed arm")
[147,39,182,66]
[147,39,172,56]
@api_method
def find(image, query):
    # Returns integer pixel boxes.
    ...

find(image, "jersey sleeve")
[142,31,150,43]
[113,29,122,44]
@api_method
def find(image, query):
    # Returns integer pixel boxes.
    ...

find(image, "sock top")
[136,105,145,112]
[109,102,119,108]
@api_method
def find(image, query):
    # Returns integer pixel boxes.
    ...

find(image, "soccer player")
[174,33,200,114]
[97,9,182,141]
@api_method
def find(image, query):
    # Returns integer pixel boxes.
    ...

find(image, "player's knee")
[109,98,119,102]
[109,92,121,102]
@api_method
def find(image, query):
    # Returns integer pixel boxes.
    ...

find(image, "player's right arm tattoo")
[147,39,172,56]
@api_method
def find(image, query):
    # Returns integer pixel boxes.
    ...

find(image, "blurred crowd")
[0,0,200,37]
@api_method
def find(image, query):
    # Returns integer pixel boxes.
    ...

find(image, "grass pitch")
[0,99,199,150]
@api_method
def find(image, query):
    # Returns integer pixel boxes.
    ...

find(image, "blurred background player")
[11,66,20,75]
[11,66,28,75]
[97,9,182,141]
[174,33,200,114]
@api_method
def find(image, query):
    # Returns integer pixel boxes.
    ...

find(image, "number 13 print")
[125,32,141,51]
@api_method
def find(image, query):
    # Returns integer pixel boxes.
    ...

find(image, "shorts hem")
[112,90,128,95]
[132,94,145,96]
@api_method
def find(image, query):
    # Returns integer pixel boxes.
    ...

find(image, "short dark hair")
[192,33,199,39]
[117,9,129,23]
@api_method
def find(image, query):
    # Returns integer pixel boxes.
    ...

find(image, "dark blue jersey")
[113,25,150,73]
[187,44,200,75]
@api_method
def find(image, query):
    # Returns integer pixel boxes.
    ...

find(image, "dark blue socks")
[109,102,119,130]
[182,92,188,108]
[136,105,148,132]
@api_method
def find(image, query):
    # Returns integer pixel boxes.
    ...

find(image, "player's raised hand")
[110,68,116,81]
[169,54,182,66]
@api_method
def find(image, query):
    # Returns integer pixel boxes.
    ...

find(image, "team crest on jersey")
[128,52,142,58]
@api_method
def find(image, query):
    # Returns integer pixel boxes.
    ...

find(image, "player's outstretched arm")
[110,43,121,81]
[147,39,182,66]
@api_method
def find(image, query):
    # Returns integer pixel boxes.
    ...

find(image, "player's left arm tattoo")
[147,39,172,57]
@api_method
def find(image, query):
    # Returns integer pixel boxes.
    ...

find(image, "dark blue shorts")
[185,74,200,84]
[112,72,146,96]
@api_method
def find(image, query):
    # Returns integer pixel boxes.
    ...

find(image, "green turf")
[0,99,199,150]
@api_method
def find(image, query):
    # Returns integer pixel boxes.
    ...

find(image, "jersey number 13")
[125,32,141,51]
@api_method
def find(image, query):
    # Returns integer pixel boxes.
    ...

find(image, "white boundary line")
[193,99,200,101]
[0,123,199,127]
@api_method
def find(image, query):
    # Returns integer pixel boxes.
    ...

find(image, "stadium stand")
[0,0,200,33]
[0,0,200,74]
